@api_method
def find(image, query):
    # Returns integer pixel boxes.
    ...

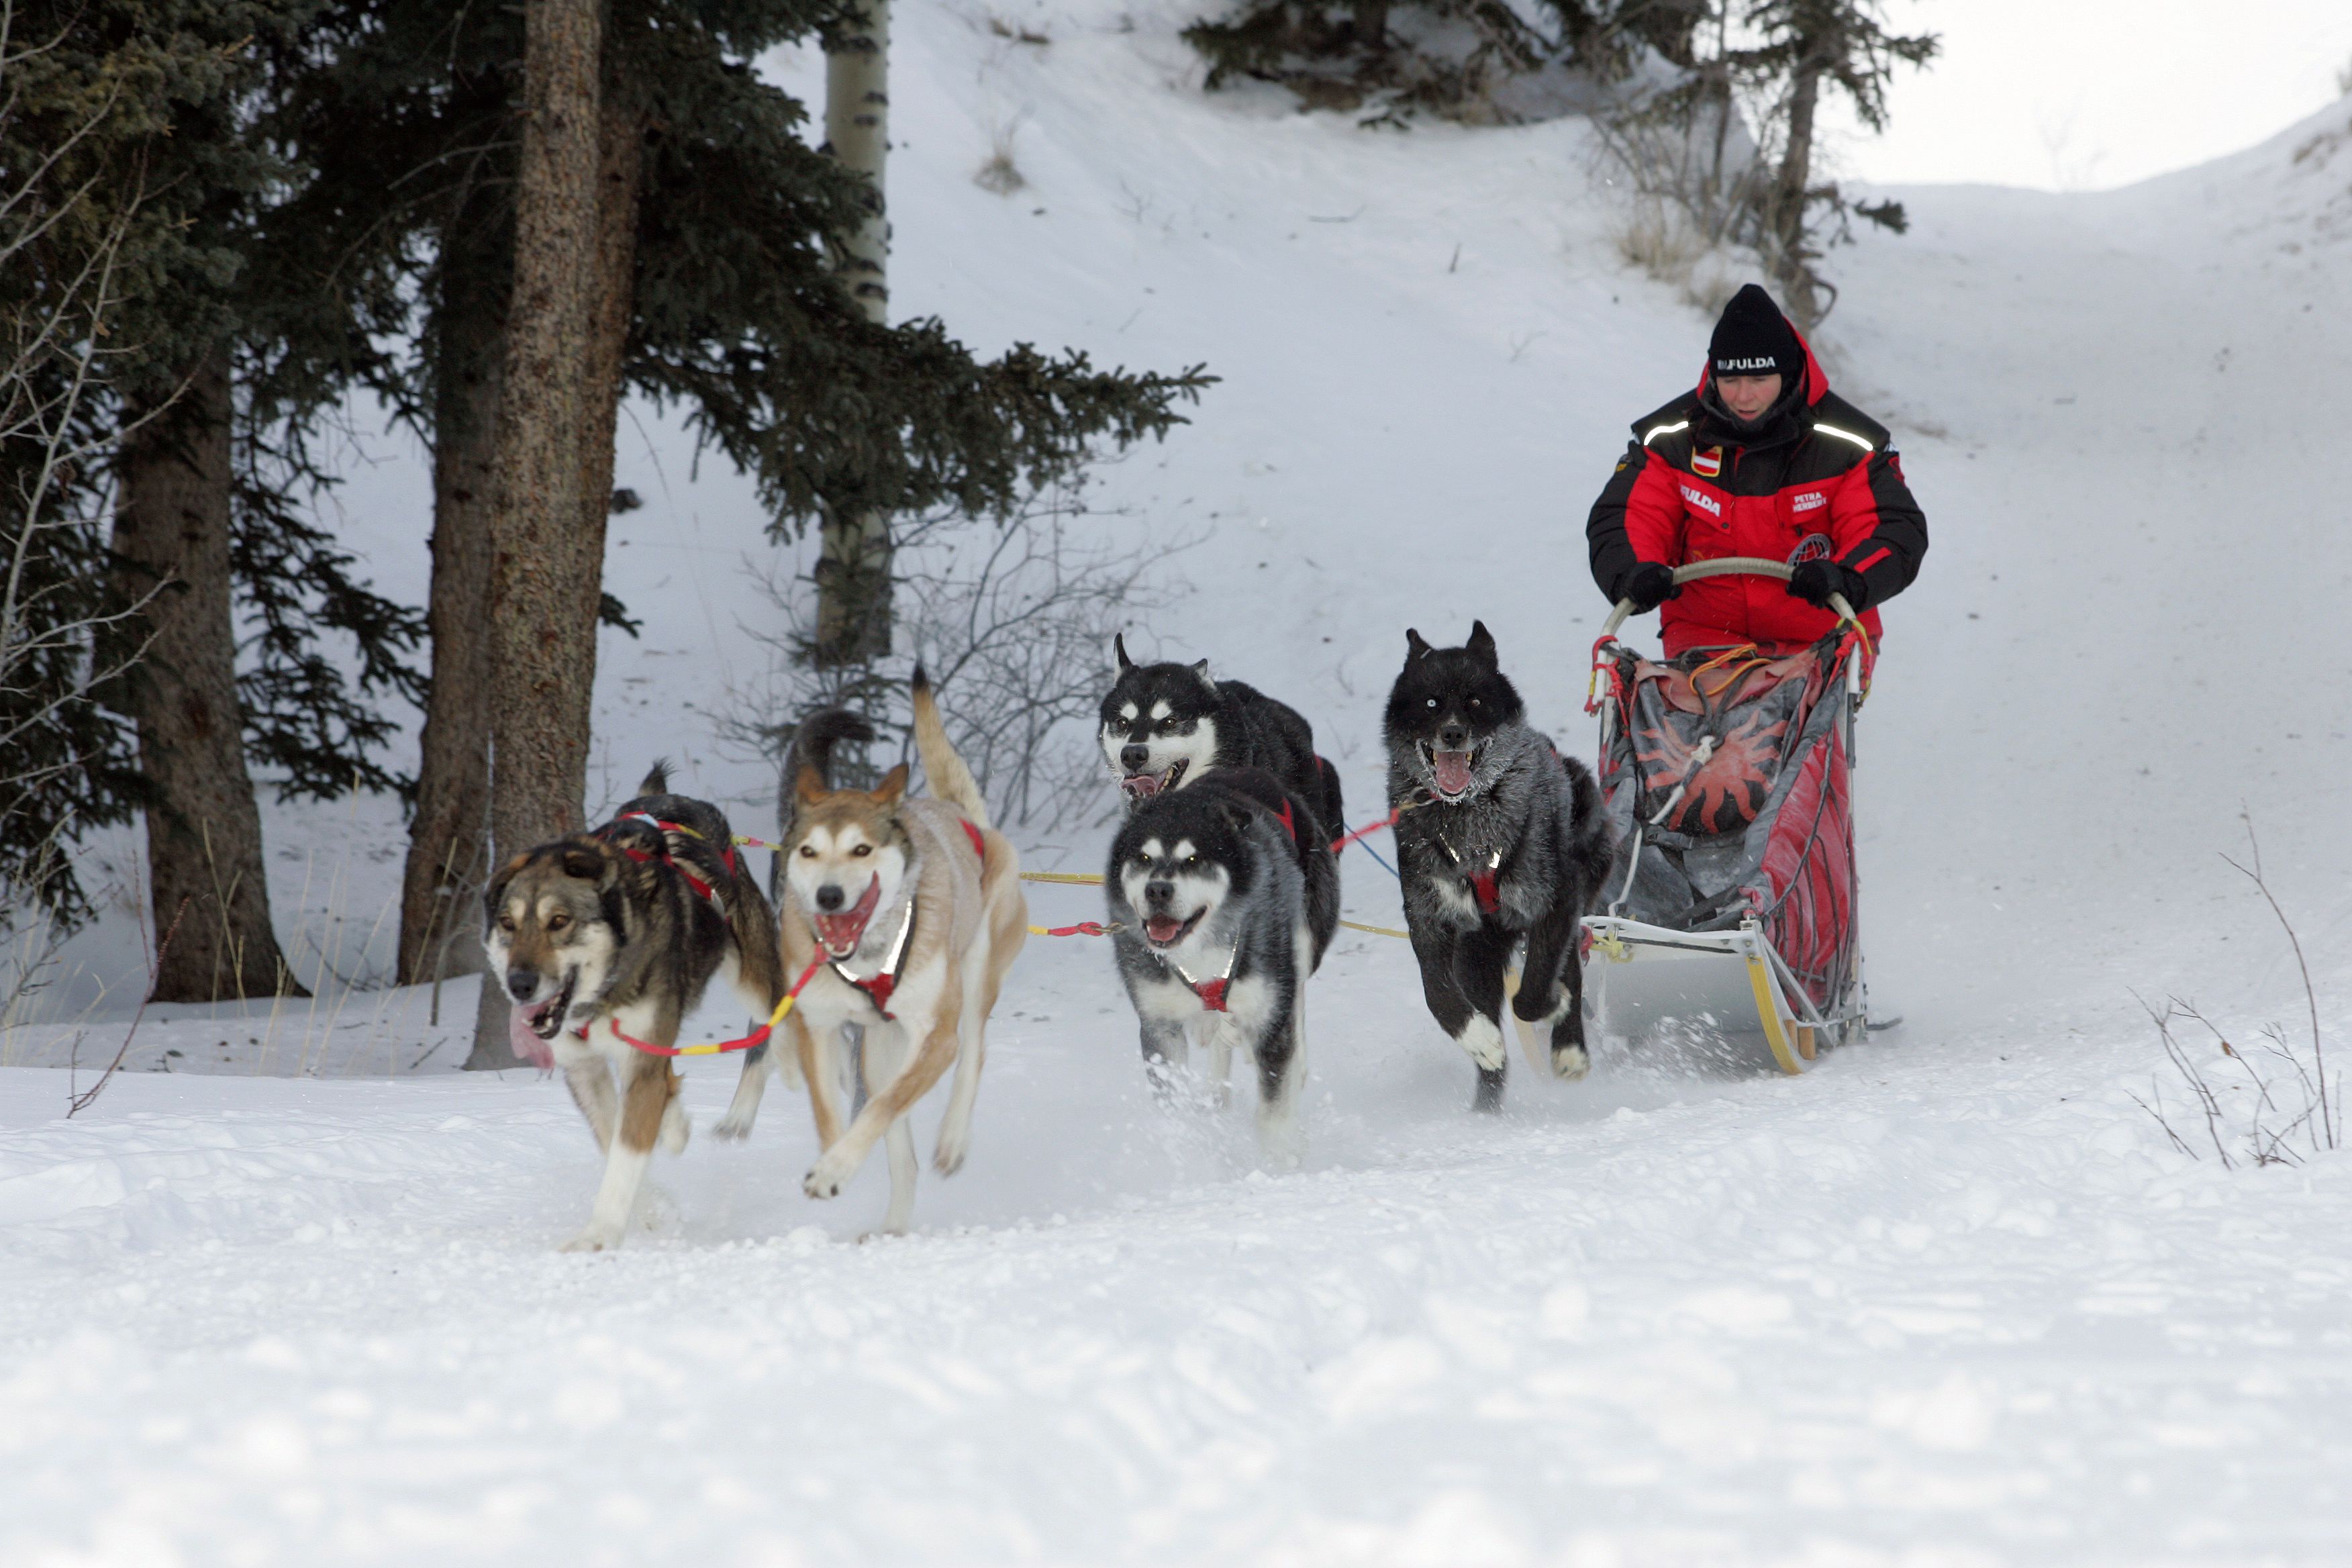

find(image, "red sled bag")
[1596,635,1858,1016]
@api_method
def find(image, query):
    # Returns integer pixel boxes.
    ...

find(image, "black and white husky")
[1099,635,1344,836]
[1105,767,1340,1160]
[1384,622,1614,1112]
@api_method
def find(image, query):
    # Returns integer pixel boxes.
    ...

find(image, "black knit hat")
[1709,283,1802,379]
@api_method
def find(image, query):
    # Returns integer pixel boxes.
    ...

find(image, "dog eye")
[1469,697,1481,709]
[798,845,816,858]
[546,912,570,931]
[850,844,872,856]
[1426,697,1437,708]
[498,916,517,932]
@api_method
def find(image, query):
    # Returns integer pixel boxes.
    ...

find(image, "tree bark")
[1769,34,1823,325]
[465,0,605,1070]
[113,350,307,1002]
[397,199,508,985]
[575,60,644,595]
[815,0,893,670]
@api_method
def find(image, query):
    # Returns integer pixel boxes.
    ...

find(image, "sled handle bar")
[1600,556,1857,638]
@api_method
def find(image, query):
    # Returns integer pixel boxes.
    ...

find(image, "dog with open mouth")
[1098,634,1344,836]
[1384,622,1615,1112]
[484,764,787,1251]
[777,670,1028,1234]
[1105,765,1338,1161]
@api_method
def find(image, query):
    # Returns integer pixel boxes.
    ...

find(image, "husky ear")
[871,764,910,805]
[1466,620,1498,666]
[1114,632,1134,671]
[483,852,528,922]
[1405,628,1432,660]
[560,844,608,883]
[795,763,830,805]
[1190,658,1216,691]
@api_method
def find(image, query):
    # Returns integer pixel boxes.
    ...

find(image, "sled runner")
[1583,558,1873,1075]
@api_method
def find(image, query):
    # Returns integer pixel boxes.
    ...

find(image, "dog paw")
[1551,1042,1591,1081]
[712,1108,756,1141]
[1455,1016,1507,1073]
[933,1131,969,1177]
[660,1103,691,1157]
[560,1222,622,1253]
[803,1151,853,1202]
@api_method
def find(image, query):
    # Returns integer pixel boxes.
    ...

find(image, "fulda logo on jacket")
[1679,484,1722,517]
[1691,446,1723,479]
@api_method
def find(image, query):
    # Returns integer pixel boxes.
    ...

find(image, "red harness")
[1171,952,1234,1013]
[829,820,987,1020]
[601,813,736,905]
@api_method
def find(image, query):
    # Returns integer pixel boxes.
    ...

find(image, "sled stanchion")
[1740,926,1806,1072]
[1021,871,1106,885]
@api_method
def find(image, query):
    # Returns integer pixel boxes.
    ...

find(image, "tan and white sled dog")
[777,671,1027,1232]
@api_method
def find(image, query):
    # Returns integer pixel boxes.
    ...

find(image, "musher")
[1585,283,1926,654]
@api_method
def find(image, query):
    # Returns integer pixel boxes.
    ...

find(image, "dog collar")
[1168,947,1237,1013]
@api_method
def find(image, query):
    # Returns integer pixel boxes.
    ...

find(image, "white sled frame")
[1589,556,1869,1076]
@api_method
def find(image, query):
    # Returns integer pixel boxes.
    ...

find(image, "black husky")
[1099,634,1344,836]
[1106,767,1339,1160]
[1384,622,1614,1112]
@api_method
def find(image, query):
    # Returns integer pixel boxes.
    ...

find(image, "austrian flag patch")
[1692,445,1723,478]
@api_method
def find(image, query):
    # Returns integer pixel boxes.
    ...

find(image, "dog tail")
[910,666,989,830]
[639,758,672,797]
[788,708,876,791]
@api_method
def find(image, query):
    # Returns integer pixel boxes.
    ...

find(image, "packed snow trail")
[5,1,2352,1561]
[7,978,2351,1566]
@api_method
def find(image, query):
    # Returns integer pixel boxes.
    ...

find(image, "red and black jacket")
[1585,325,1926,657]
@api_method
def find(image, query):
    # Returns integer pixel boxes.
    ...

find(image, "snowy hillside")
[4,3,2351,1562]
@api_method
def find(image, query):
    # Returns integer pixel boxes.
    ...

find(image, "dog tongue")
[1434,750,1474,796]
[507,1006,556,1071]
[1145,915,1186,944]
[1122,773,1162,798]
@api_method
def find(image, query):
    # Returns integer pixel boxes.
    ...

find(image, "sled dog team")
[489,628,1611,1251]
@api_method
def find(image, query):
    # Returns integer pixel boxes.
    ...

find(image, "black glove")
[1616,561,1680,613]
[1787,558,1867,612]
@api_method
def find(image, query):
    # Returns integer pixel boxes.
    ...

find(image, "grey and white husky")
[1383,622,1614,1112]
[1098,634,1344,836]
[1105,766,1339,1160]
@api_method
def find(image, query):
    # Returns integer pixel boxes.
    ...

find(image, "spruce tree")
[279,0,1210,1016]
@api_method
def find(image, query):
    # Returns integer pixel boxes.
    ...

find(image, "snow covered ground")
[4,3,2351,1562]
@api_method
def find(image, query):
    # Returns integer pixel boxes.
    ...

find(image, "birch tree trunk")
[466,0,605,1069]
[814,0,893,669]
[113,350,307,1001]
[397,204,507,985]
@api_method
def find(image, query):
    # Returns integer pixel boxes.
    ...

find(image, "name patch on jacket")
[1679,484,1722,517]
[1791,490,1827,513]
[1692,446,1722,479]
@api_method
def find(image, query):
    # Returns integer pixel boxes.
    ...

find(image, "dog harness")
[1433,832,1504,914]
[1169,948,1236,1013]
[825,820,987,1020]
[600,812,738,906]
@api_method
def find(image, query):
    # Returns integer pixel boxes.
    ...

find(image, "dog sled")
[1582,558,1874,1075]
